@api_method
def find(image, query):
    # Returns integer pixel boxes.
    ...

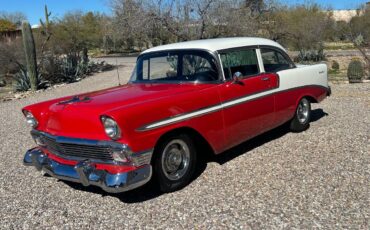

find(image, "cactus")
[347,59,364,83]
[21,21,38,91]
[39,5,51,39]
[44,5,51,26]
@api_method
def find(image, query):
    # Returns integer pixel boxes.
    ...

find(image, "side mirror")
[232,71,243,84]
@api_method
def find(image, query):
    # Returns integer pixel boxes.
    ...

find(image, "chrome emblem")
[58,96,91,105]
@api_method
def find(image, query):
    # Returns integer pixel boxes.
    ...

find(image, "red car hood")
[26,83,215,139]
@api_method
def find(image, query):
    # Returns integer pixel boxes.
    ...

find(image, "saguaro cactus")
[21,21,38,91]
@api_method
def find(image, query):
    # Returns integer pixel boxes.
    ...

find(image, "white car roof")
[141,37,286,54]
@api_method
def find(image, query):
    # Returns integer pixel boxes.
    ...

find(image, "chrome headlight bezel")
[23,110,38,128]
[101,116,121,140]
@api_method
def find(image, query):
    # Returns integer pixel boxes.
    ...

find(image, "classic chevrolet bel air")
[23,38,330,193]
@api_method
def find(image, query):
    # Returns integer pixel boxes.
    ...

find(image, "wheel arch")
[152,126,215,163]
[295,94,317,109]
[305,95,318,104]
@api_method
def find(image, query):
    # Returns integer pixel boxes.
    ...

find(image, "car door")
[260,47,296,126]
[218,48,278,148]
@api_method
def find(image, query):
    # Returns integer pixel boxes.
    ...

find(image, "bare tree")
[109,0,277,49]
[0,11,27,27]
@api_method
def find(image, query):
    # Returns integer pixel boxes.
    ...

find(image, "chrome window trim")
[216,46,261,81]
[130,48,225,84]
[256,48,265,73]
[259,45,296,69]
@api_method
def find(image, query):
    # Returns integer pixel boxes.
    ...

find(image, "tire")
[290,97,311,132]
[153,133,197,193]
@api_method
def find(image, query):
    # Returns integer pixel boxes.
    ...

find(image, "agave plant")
[13,66,46,92]
[13,67,31,92]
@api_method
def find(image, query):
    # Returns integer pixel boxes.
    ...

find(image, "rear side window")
[220,49,259,79]
[261,48,293,72]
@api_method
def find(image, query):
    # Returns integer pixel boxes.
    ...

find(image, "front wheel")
[290,97,311,132]
[153,133,197,193]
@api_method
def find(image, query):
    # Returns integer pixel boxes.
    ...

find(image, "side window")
[220,49,259,79]
[261,48,293,72]
[182,54,218,81]
[142,55,178,80]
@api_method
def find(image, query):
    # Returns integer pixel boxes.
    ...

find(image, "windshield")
[130,50,219,83]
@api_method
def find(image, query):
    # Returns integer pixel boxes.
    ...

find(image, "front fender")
[106,84,225,154]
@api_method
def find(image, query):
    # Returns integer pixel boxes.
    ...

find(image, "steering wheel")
[194,67,218,81]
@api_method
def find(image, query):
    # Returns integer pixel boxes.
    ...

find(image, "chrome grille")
[40,134,113,161]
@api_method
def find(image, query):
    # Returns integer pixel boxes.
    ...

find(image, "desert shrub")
[0,19,16,32]
[0,38,24,75]
[296,48,325,63]
[332,60,339,71]
[39,54,113,84]
[40,55,83,83]
[89,61,113,72]
[59,55,86,82]
[347,59,364,82]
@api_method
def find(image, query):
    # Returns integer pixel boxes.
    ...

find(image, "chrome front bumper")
[24,148,152,193]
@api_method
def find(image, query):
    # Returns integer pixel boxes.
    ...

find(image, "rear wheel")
[290,97,311,132]
[153,133,197,193]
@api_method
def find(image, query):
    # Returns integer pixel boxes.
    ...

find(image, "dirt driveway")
[0,62,369,228]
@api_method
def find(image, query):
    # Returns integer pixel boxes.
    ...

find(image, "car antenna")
[116,58,121,86]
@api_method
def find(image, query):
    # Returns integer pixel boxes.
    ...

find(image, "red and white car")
[23,38,330,193]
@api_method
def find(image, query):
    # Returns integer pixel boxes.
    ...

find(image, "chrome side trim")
[137,84,330,131]
[24,148,152,193]
[137,88,276,131]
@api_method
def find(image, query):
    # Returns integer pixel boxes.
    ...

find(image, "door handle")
[261,77,270,81]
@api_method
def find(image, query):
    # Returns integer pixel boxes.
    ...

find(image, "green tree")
[0,19,16,32]
[348,7,370,72]
[52,11,107,55]
[267,3,334,61]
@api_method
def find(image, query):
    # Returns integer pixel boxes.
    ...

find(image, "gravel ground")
[0,62,369,229]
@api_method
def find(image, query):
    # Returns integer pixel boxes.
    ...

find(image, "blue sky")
[0,0,368,26]
[0,0,110,26]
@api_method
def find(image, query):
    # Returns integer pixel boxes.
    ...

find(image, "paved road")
[0,66,369,228]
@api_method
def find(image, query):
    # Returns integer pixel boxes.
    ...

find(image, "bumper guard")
[24,148,152,193]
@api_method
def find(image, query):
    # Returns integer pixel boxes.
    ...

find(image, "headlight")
[101,116,121,140]
[23,111,38,128]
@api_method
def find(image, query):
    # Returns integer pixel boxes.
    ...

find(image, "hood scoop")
[58,95,91,105]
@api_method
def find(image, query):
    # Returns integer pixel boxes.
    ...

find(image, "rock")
[14,93,23,99]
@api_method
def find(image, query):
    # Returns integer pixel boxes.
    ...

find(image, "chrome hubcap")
[297,99,309,124]
[161,139,190,181]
